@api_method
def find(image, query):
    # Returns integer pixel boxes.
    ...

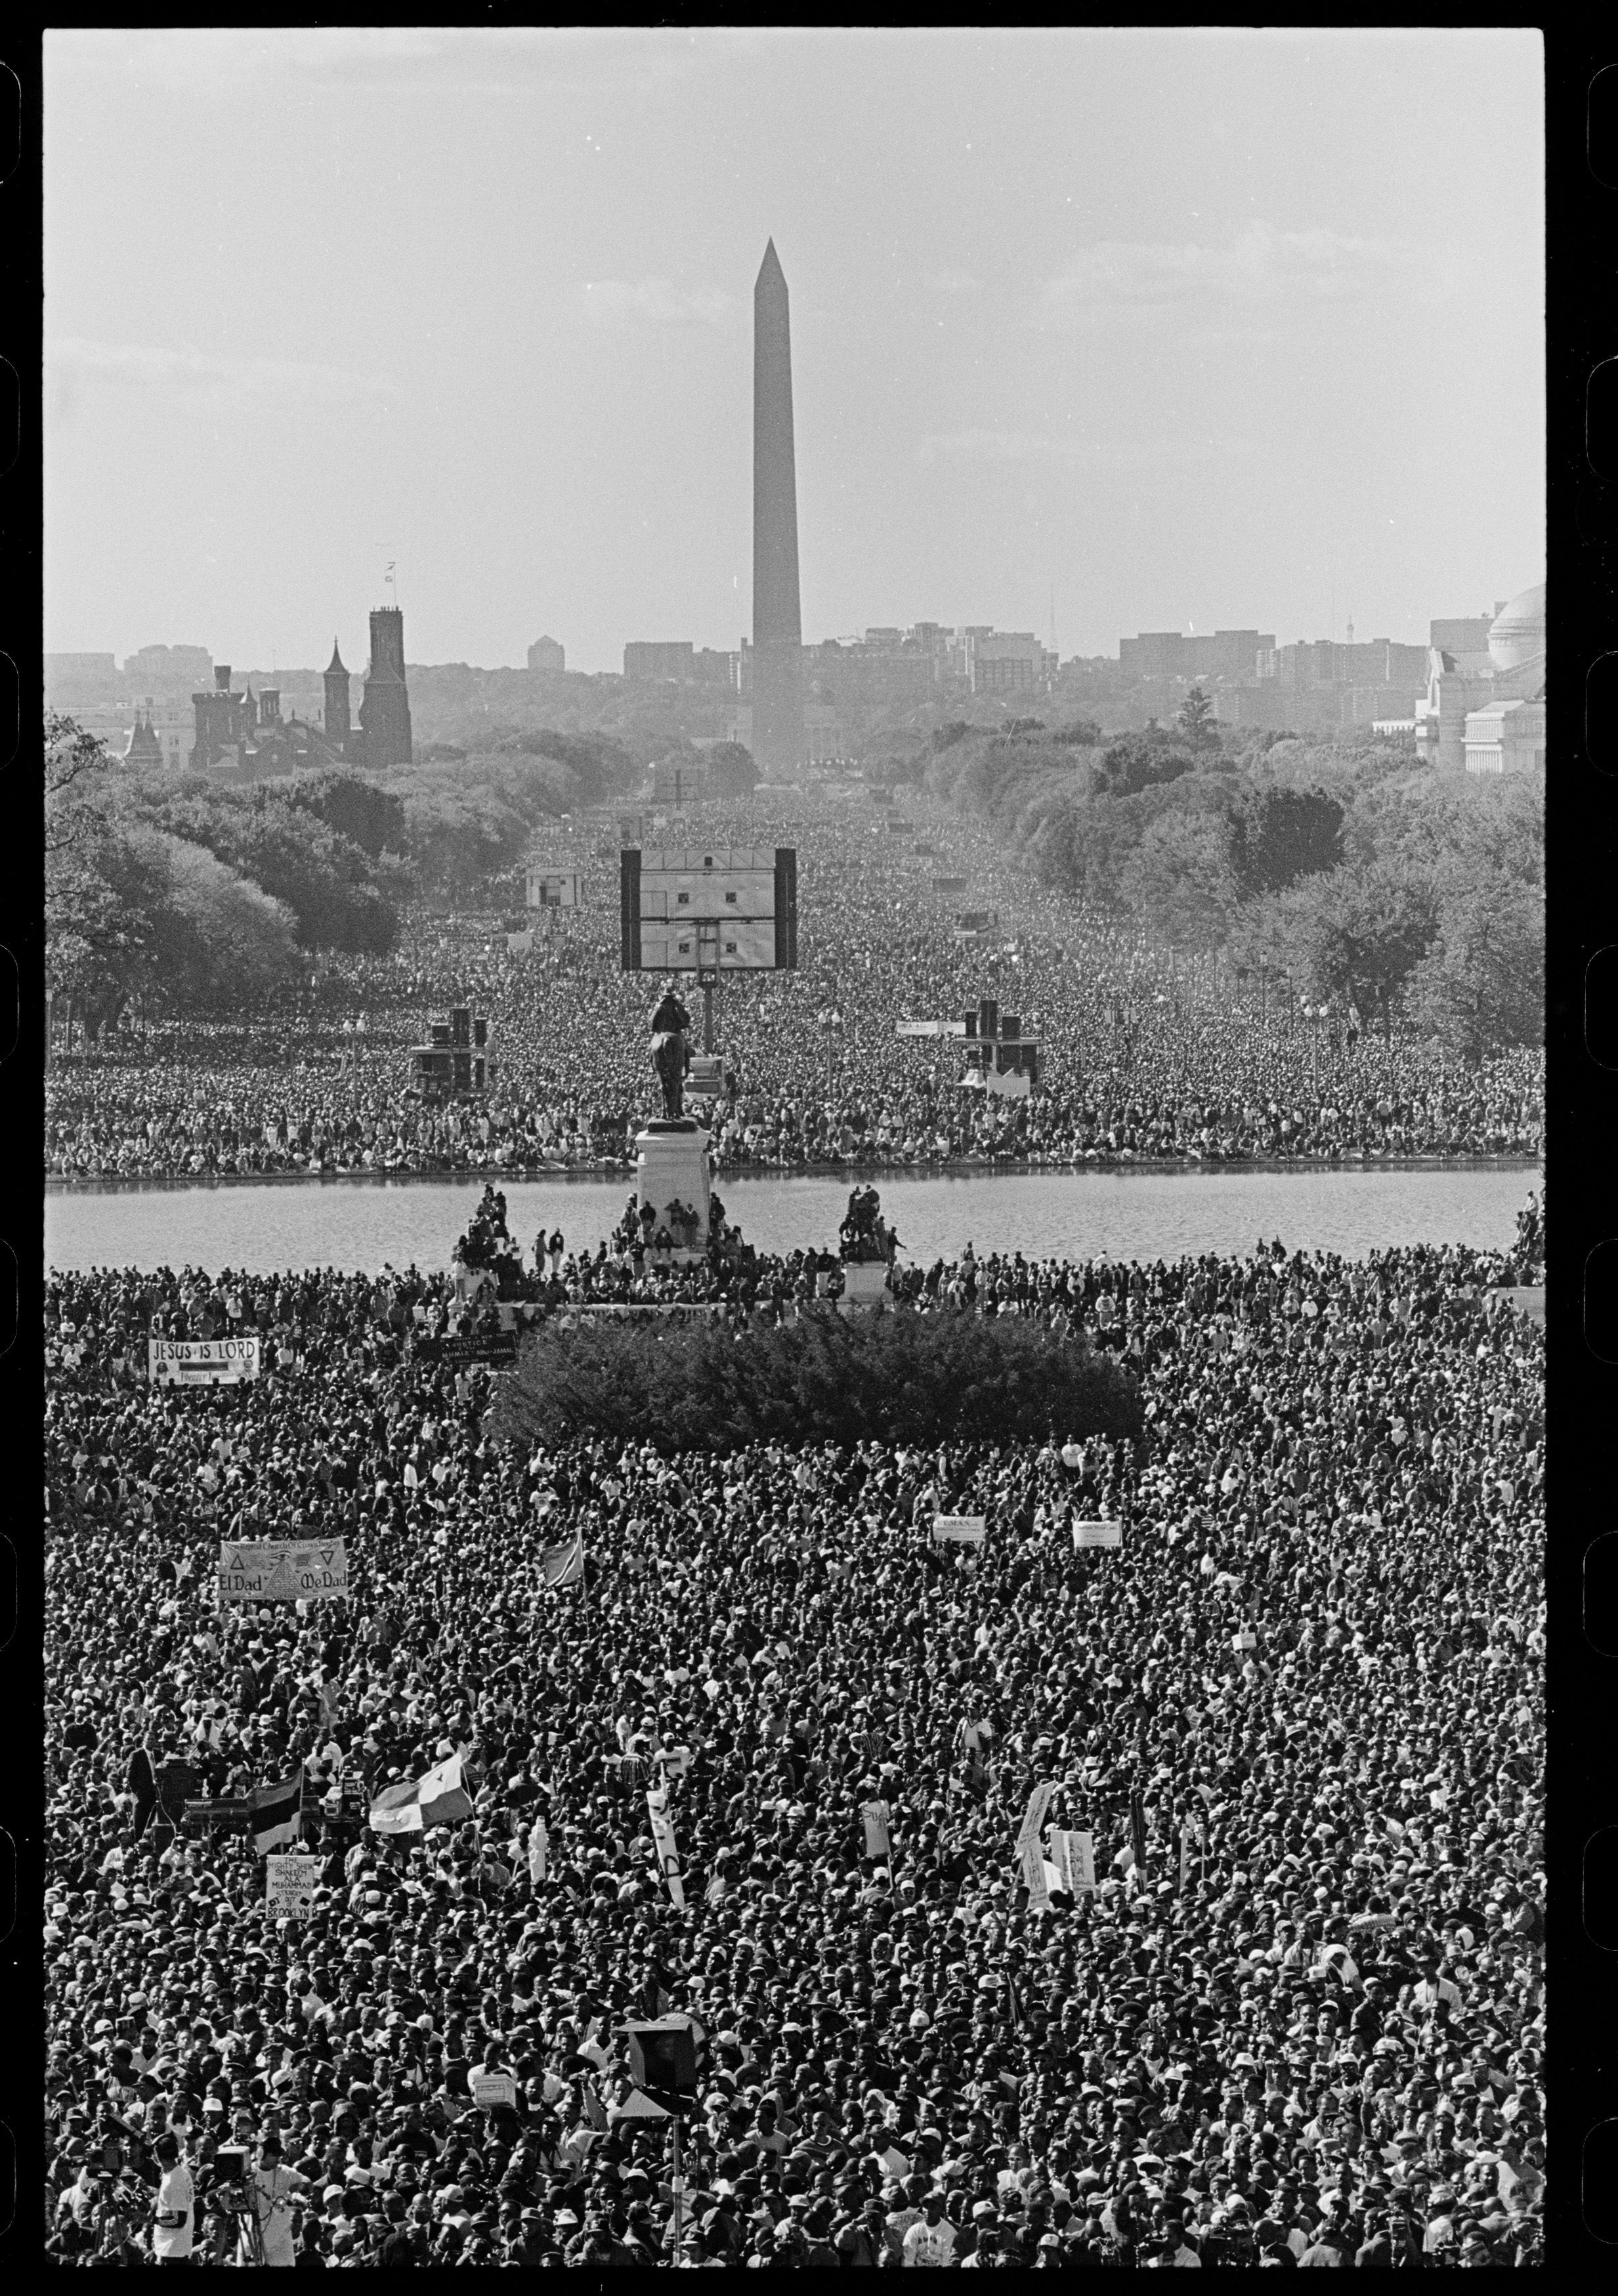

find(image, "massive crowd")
[45,800,1544,1181]
[45,1199,1544,2265]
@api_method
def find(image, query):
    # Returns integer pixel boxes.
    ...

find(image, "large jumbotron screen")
[620,846,797,973]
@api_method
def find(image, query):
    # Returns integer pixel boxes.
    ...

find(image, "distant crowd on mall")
[45,808,1543,1183]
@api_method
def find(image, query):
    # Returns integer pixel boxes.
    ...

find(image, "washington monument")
[752,239,805,777]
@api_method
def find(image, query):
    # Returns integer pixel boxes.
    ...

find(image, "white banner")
[933,1515,987,1545]
[1021,1839,1052,1912]
[264,1854,318,1919]
[218,1540,349,1606]
[1015,1781,1055,1856]
[1052,1829,1096,1896]
[150,1335,260,1385]
[646,1789,685,1910]
[861,1800,891,1860]
[1073,1521,1122,1550]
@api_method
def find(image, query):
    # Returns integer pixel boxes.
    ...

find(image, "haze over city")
[45,28,1543,673]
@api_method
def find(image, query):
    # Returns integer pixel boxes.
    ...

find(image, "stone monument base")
[838,1261,891,1314]
[635,1118,711,1261]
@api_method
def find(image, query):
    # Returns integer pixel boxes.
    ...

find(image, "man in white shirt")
[151,2132,194,2264]
[240,2131,308,2266]
[902,2191,957,2266]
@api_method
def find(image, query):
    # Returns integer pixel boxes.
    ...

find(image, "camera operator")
[238,2129,310,2268]
[151,2129,194,2265]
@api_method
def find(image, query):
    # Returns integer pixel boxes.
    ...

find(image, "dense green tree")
[1230,786,1345,898]
[1117,808,1242,951]
[1405,871,1544,1063]
[1177,684,1218,747]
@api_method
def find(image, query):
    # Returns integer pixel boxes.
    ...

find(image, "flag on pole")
[540,1529,585,1589]
[249,1768,303,1855]
[368,1750,477,1836]
[1130,1787,1147,1881]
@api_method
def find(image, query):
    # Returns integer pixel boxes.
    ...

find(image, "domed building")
[1486,580,1546,677]
[1413,577,1544,776]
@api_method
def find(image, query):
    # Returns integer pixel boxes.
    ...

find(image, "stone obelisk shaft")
[752,239,805,777]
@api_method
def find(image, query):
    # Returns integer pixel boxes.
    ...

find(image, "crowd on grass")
[45,1190,1544,2265]
[46,806,1543,1182]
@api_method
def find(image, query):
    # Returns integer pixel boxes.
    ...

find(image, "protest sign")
[861,1800,891,1859]
[1021,1839,1052,1912]
[265,1854,318,1919]
[1052,1828,1096,1896]
[932,1515,987,1545]
[1072,1520,1122,1549]
[527,1818,549,1885]
[471,2072,519,2110]
[1015,1782,1055,1855]
[149,1335,261,1386]
[218,1539,349,1606]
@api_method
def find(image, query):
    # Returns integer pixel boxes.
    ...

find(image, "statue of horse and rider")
[649,983,692,1119]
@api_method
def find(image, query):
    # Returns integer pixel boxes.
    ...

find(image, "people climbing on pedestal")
[839,1185,899,1266]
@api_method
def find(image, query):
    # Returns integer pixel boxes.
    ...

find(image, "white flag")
[646,1789,685,1910]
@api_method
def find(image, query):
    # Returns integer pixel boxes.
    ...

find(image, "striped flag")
[540,1529,585,1589]
[249,1768,303,1855]
[368,1749,477,1837]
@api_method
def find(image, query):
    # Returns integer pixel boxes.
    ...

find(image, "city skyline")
[45,29,1543,673]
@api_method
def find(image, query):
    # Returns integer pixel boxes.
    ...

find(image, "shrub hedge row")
[489,1306,1144,1455]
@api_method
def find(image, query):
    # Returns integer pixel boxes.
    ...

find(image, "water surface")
[45,1163,1537,1274]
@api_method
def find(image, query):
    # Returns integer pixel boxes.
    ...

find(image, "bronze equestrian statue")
[649,983,692,1120]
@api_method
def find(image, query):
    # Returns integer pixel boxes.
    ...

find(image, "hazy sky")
[45,28,1544,673]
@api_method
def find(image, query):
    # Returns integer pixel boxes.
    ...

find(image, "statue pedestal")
[838,1261,890,1314]
[635,1119,711,1262]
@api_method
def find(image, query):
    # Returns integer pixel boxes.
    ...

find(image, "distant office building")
[357,606,414,767]
[45,652,118,683]
[1256,637,1426,690]
[626,640,695,682]
[966,631,1057,695]
[123,643,213,684]
[624,640,738,687]
[1120,629,1275,682]
[1430,609,1505,678]
[527,635,565,675]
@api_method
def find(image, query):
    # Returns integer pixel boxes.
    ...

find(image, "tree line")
[912,699,1544,1063]
[44,715,641,1040]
